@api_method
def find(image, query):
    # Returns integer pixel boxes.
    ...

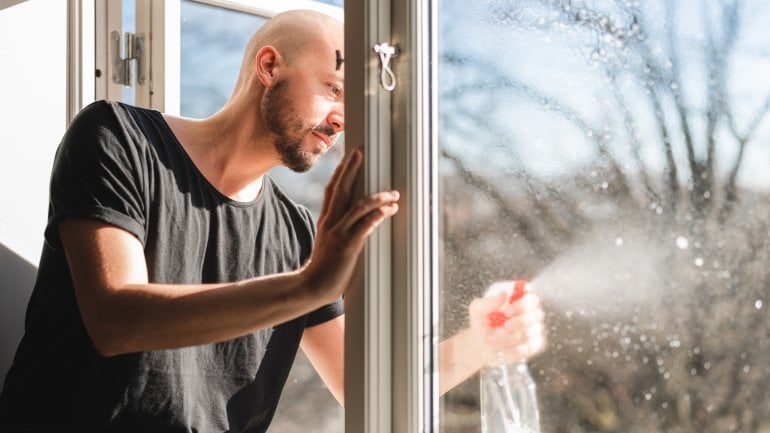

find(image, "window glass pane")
[437,1,770,432]
[179,2,343,432]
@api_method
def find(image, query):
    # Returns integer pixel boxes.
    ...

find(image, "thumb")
[469,292,508,329]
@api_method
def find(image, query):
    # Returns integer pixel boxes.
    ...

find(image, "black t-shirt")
[0,100,342,433]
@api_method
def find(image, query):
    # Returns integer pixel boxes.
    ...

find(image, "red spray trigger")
[487,280,528,329]
[510,279,527,303]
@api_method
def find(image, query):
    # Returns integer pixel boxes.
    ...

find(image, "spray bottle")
[480,280,541,433]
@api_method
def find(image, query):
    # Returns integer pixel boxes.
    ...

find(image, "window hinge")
[111,30,146,86]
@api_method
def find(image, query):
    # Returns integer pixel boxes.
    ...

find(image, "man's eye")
[328,84,342,97]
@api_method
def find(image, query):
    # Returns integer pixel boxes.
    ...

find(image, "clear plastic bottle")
[480,280,541,433]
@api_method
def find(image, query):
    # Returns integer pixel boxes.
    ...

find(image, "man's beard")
[262,79,335,173]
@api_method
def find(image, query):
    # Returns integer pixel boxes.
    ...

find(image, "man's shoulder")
[73,100,156,128]
[58,100,162,172]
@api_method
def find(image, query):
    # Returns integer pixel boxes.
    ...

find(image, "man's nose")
[327,108,344,133]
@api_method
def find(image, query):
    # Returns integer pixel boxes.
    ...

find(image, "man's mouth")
[313,126,337,150]
[312,130,336,150]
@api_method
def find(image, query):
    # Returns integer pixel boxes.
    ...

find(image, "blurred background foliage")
[437,1,770,432]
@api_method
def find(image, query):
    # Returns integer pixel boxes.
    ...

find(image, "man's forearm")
[83,269,332,357]
[437,328,486,395]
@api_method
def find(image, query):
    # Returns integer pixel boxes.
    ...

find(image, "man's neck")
[163,109,277,202]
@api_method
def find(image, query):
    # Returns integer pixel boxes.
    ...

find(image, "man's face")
[262,50,344,173]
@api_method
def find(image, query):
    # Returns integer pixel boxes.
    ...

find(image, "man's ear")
[255,45,281,87]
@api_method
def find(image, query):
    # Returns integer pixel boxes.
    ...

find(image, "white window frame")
[345,1,437,432]
[67,0,95,123]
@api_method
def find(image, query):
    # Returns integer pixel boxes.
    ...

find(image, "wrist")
[296,261,343,305]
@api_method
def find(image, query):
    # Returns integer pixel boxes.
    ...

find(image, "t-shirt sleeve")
[305,297,344,328]
[44,101,147,251]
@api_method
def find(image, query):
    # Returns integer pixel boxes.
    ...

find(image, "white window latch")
[373,42,398,91]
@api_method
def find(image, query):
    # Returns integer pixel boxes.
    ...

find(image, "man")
[0,9,544,433]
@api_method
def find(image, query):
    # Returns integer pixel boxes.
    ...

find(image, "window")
[436,0,770,432]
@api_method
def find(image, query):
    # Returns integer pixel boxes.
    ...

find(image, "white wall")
[0,0,67,385]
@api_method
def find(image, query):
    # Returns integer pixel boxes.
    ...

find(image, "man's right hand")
[300,147,400,301]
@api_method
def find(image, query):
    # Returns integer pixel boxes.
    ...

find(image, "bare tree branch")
[721,94,770,219]
[441,146,557,258]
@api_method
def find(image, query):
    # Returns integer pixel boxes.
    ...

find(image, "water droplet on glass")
[676,236,689,249]
[756,300,763,309]
[615,237,624,246]
[694,258,704,267]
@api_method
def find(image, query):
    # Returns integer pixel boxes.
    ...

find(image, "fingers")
[488,319,545,346]
[486,319,547,363]
[487,332,546,364]
[496,292,541,318]
[502,299,544,330]
[341,191,400,231]
[321,148,362,222]
[319,150,353,220]
[347,199,399,243]
[320,148,399,237]
[335,147,362,199]
[475,291,547,364]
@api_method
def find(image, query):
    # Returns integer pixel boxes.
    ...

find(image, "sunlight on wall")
[0,0,67,387]
[0,0,67,265]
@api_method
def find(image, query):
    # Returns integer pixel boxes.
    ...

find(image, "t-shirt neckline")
[148,108,268,208]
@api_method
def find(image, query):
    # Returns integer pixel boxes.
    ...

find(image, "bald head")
[236,10,343,85]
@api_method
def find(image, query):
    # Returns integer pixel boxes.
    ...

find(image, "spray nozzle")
[487,279,529,329]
